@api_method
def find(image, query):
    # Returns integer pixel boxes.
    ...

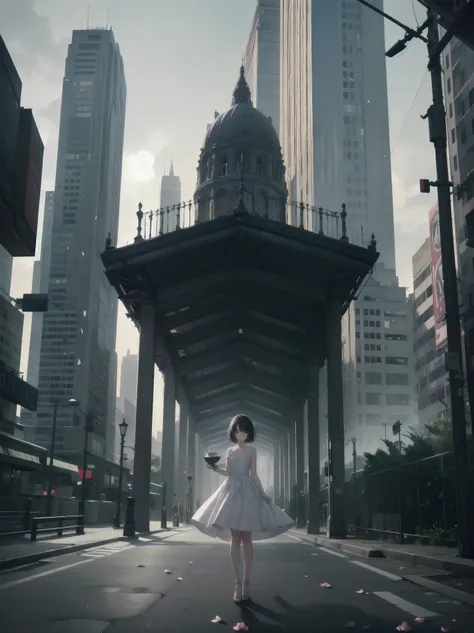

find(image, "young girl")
[191,414,294,602]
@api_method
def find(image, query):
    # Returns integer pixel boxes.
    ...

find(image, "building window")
[447,77,451,94]
[365,372,382,385]
[221,158,228,176]
[385,356,408,366]
[449,103,453,118]
[366,393,382,405]
[386,373,409,386]
[386,393,410,406]
[257,158,264,176]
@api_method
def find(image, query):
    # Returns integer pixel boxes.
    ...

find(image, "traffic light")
[419,179,431,194]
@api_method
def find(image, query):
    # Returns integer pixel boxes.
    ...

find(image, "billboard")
[429,204,447,349]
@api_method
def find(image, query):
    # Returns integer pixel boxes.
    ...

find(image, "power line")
[390,70,428,156]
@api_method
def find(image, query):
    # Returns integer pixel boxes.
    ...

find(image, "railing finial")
[134,202,144,243]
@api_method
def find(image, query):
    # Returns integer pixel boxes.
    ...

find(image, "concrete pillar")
[161,365,176,515]
[133,303,156,533]
[307,363,321,534]
[278,440,284,506]
[185,415,196,520]
[273,440,279,502]
[289,422,296,517]
[177,397,189,506]
[282,433,289,509]
[326,298,346,538]
[295,402,305,528]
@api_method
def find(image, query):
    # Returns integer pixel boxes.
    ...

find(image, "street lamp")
[113,418,128,529]
[355,0,474,558]
[46,398,79,516]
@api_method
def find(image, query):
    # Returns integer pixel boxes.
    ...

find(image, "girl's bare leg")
[230,529,243,601]
[241,531,253,599]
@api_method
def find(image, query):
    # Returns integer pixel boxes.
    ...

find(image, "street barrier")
[30,514,84,541]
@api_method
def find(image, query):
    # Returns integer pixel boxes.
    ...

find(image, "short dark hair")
[227,414,256,443]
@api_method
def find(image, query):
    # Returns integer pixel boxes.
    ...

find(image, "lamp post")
[77,413,95,534]
[355,0,474,558]
[113,418,128,529]
[46,398,78,516]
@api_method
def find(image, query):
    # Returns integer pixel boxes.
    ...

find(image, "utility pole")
[355,0,474,561]
[425,9,474,558]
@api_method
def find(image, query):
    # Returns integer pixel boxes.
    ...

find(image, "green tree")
[150,454,161,484]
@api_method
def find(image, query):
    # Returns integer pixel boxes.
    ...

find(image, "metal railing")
[343,450,473,545]
[31,514,84,542]
[0,509,34,538]
[123,197,378,253]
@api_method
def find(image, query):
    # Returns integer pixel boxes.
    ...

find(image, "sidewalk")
[0,521,169,571]
[289,528,474,579]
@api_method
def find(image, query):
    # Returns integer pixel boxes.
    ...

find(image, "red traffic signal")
[420,179,431,194]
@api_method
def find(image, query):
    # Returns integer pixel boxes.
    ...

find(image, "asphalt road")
[0,527,472,633]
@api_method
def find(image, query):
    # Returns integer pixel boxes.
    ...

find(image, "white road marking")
[78,542,134,559]
[374,591,439,618]
[286,533,305,542]
[0,543,135,590]
[317,546,348,558]
[350,560,402,581]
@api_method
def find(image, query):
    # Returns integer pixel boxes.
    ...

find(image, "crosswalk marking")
[374,591,439,618]
[79,541,134,559]
[350,560,402,581]
[317,546,348,558]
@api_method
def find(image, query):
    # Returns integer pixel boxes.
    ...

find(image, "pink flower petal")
[344,621,356,628]
[176,577,183,581]
[415,618,426,623]
[211,616,222,623]
[320,582,332,588]
[164,569,172,574]
[441,628,449,633]
[396,623,412,632]
[357,589,369,595]
[135,564,145,567]
[189,561,194,565]
[233,624,248,632]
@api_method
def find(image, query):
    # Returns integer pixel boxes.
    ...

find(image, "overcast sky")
[1,0,439,430]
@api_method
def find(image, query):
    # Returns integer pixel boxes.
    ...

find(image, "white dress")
[191,446,294,541]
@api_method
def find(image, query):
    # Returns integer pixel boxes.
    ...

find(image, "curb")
[309,535,474,579]
[403,574,474,608]
[0,527,166,572]
[312,535,384,558]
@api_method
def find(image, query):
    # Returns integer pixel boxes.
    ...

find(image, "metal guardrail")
[31,514,84,542]
[0,510,32,538]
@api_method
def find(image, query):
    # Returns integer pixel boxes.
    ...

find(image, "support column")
[161,364,176,516]
[289,423,296,519]
[295,402,305,528]
[133,303,156,533]
[282,433,290,509]
[326,298,346,538]
[177,397,189,507]
[273,440,280,502]
[278,440,284,507]
[185,415,196,521]
[307,363,321,534]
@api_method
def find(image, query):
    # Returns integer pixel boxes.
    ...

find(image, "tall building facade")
[160,162,182,232]
[0,246,13,296]
[243,0,281,137]
[28,29,126,462]
[412,236,449,427]
[119,349,138,408]
[26,191,55,388]
[442,39,474,430]
[280,0,395,270]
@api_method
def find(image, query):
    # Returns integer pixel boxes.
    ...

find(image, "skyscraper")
[0,246,12,296]
[243,0,281,136]
[26,190,55,388]
[29,29,126,461]
[119,349,138,408]
[280,0,395,271]
[280,0,414,458]
[159,162,182,233]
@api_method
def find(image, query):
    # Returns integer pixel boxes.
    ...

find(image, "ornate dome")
[203,67,280,152]
[194,66,287,224]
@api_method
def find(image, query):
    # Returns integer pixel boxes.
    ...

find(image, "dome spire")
[232,65,253,107]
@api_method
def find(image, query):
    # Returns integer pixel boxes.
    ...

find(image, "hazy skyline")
[1,0,439,430]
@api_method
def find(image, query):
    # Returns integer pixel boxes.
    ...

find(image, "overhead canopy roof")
[102,211,378,439]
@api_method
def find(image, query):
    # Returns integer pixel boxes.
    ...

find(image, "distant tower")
[159,161,182,233]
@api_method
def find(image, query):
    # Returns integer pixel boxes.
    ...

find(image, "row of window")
[359,393,410,406]
[359,356,409,365]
